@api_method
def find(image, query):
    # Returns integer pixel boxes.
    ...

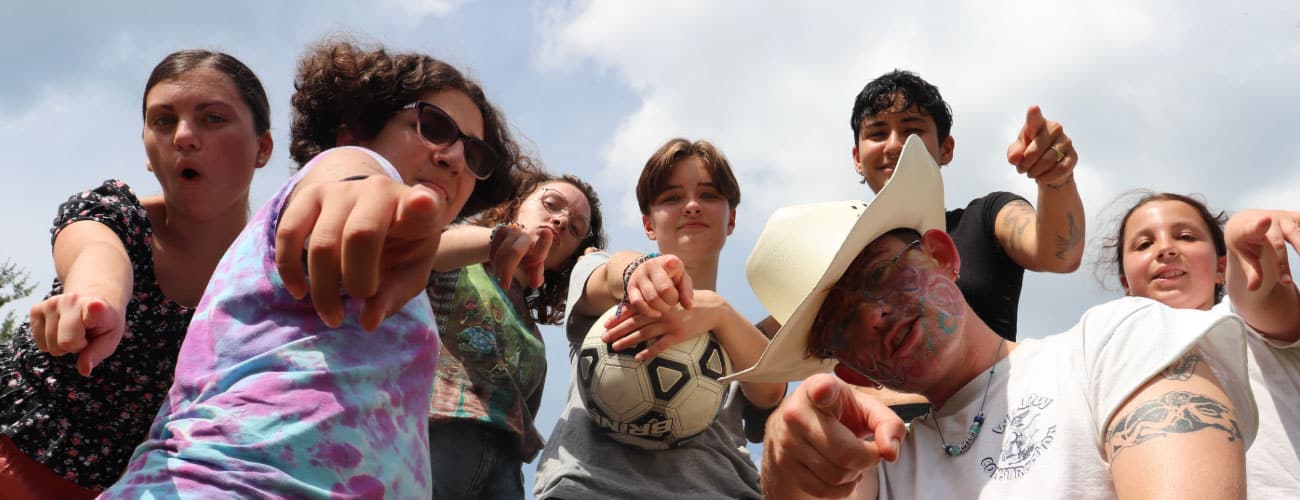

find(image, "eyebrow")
[858,244,893,266]
[862,115,929,129]
[144,100,235,114]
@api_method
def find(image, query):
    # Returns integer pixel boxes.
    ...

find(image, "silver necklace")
[933,338,1005,456]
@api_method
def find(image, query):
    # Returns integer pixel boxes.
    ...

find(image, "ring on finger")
[1050,144,1066,163]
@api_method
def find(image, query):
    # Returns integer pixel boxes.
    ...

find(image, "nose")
[683,196,703,215]
[883,131,904,159]
[173,118,199,151]
[433,138,470,176]
[1155,236,1180,260]
[860,299,894,336]
[548,211,569,232]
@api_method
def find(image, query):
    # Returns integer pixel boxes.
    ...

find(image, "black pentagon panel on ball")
[605,340,647,358]
[578,347,599,385]
[698,339,727,380]
[647,357,690,401]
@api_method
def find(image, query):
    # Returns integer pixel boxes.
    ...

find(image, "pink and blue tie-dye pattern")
[102,147,439,499]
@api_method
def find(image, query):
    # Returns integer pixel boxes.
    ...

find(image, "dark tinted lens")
[418,105,458,145]
[463,138,497,179]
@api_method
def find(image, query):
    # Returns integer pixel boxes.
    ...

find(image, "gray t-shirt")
[533,252,762,499]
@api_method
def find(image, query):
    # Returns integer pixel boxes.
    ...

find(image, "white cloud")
[534,0,1300,342]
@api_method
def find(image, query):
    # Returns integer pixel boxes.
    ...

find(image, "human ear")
[939,135,955,166]
[255,131,274,168]
[921,229,961,275]
[642,214,656,240]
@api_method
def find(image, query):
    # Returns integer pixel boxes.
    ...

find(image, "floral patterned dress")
[0,180,192,491]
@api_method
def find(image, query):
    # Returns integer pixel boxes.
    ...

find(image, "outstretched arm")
[999,105,1085,273]
[29,221,132,376]
[275,147,448,331]
[431,223,552,289]
[1224,209,1300,343]
[571,250,644,317]
[1105,349,1247,499]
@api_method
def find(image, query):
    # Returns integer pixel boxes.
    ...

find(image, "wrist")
[1041,173,1075,190]
[613,252,660,315]
[489,222,523,254]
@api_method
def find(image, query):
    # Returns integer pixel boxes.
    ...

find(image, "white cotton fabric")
[1210,301,1300,499]
[878,297,1257,499]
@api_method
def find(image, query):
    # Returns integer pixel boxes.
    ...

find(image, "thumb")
[807,374,849,420]
[390,185,442,239]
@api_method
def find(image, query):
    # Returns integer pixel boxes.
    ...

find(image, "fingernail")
[891,438,901,452]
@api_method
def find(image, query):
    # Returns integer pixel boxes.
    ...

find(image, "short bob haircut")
[634,138,741,215]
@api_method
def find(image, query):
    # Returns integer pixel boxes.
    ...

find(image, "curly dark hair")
[850,70,953,145]
[470,169,607,325]
[1097,191,1228,304]
[289,37,529,217]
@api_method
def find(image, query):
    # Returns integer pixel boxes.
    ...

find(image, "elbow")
[1025,254,1082,274]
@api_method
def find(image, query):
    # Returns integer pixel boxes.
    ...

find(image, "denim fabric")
[429,421,524,500]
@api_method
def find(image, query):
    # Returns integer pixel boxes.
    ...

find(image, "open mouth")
[180,168,200,180]
[1153,269,1186,280]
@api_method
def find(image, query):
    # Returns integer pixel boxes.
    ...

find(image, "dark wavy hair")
[470,169,607,324]
[144,49,270,135]
[635,138,741,214]
[1097,191,1228,304]
[850,69,953,145]
[289,38,528,217]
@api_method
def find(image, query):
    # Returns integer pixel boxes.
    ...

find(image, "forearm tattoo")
[1053,211,1081,261]
[1106,390,1242,458]
[1161,353,1202,381]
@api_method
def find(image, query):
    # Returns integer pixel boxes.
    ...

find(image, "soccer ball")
[577,306,732,450]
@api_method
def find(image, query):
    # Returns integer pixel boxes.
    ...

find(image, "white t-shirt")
[1213,301,1300,498]
[878,297,1257,499]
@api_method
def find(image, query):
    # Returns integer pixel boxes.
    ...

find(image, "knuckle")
[342,223,383,244]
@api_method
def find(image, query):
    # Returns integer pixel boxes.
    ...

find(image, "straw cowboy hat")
[725,134,945,383]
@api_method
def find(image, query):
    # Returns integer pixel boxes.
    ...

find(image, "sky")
[2,0,1298,494]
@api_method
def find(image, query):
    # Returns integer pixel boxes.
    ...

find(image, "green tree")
[0,259,36,343]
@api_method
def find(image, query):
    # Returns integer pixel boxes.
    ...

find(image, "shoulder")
[305,146,402,180]
[1065,297,1253,431]
[52,179,151,244]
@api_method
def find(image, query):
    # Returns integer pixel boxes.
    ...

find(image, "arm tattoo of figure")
[1106,390,1242,458]
[1001,201,1034,255]
[1053,211,1081,261]
[1161,352,1202,381]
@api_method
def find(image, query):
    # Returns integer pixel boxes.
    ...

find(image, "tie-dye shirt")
[103,146,439,499]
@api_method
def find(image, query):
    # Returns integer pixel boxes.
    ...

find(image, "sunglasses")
[401,101,499,180]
